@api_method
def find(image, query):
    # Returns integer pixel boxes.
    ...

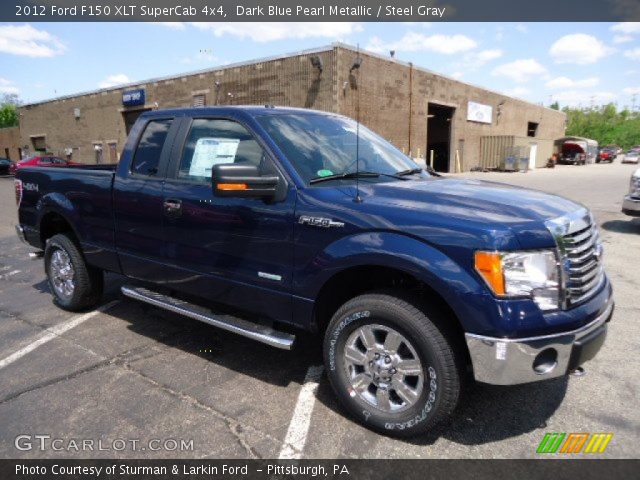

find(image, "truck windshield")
[256,113,427,185]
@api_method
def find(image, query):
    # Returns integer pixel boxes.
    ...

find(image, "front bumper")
[465,295,613,385]
[15,225,27,245]
[622,195,640,217]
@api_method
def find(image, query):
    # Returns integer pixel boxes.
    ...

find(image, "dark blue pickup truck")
[15,106,613,436]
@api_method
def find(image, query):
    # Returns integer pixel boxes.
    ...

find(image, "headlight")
[629,175,640,198]
[475,250,560,311]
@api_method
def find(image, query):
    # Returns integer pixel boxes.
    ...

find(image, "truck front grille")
[558,214,605,306]
[546,208,605,308]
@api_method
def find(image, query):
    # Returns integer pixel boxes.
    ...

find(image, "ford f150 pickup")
[15,107,613,437]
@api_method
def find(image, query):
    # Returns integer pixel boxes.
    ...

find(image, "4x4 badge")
[298,216,345,228]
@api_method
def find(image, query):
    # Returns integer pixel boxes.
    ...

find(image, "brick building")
[17,43,566,172]
[0,126,21,161]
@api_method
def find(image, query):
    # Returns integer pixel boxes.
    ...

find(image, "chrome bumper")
[15,225,27,245]
[465,298,613,385]
[622,195,640,216]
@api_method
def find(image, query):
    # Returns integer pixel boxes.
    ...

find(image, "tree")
[1,93,21,106]
[550,101,560,110]
[0,93,21,128]
[562,103,640,149]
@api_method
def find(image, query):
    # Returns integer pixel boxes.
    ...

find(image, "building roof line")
[331,42,565,115]
[21,44,336,108]
[21,41,563,116]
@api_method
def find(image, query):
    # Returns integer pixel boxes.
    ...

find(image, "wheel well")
[40,212,76,246]
[314,265,470,367]
[318,265,458,328]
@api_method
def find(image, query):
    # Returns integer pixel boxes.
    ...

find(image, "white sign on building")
[467,101,493,124]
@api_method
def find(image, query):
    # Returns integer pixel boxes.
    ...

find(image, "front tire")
[323,292,461,437]
[44,234,103,311]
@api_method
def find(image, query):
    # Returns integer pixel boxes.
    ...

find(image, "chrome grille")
[546,208,605,308]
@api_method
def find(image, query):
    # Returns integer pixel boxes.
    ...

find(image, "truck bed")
[16,165,118,271]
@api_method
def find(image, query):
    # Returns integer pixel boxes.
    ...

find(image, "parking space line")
[278,365,324,460]
[0,270,21,279]
[0,300,119,370]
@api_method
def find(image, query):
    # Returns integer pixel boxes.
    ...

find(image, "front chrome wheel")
[343,324,425,413]
[50,248,75,298]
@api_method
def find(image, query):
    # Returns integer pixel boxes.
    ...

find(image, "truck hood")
[359,177,584,249]
[365,177,581,222]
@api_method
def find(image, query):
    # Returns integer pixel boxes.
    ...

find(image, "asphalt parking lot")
[0,161,638,459]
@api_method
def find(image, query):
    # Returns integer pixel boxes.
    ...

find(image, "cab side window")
[177,119,267,184]
[131,119,173,176]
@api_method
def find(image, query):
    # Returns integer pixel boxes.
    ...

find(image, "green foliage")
[562,103,640,149]
[0,93,20,128]
[0,104,18,128]
[549,101,560,111]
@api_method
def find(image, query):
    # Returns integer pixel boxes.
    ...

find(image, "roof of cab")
[140,105,336,119]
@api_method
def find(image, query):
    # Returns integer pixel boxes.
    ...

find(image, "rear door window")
[131,119,173,176]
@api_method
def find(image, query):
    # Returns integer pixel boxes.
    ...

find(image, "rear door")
[161,116,296,323]
[113,115,180,281]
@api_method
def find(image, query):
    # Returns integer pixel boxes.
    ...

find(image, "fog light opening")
[533,348,558,375]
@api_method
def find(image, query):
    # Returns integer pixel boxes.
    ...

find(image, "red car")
[9,155,81,175]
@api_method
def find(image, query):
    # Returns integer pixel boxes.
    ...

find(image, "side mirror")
[211,163,279,199]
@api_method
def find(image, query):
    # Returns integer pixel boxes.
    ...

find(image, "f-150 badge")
[298,215,345,228]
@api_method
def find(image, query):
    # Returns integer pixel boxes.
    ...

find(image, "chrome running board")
[121,286,295,350]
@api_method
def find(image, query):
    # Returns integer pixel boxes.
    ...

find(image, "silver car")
[622,168,640,216]
[622,150,640,164]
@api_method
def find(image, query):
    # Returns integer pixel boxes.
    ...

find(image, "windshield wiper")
[395,167,424,176]
[309,170,408,184]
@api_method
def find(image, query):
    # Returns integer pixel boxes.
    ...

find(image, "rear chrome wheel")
[45,233,103,311]
[50,249,75,298]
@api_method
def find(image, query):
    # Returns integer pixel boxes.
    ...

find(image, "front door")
[161,117,295,323]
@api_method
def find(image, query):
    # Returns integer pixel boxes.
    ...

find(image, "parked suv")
[597,147,616,163]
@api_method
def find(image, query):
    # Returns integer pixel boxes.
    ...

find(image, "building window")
[527,122,539,137]
[108,142,118,163]
[31,135,46,152]
[193,94,206,108]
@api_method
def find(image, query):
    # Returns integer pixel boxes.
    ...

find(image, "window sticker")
[317,169,334,177]
[189,137,240,177]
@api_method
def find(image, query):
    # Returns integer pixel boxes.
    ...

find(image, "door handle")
[163,198,182,218]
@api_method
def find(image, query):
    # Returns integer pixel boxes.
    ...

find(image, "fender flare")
[301,231,490,329]
[36,192,82,245]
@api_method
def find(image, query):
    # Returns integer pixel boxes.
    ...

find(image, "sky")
[0,21,639,109]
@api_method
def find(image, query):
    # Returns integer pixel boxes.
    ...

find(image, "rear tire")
[323,292,461,437]
[44,233,103,311]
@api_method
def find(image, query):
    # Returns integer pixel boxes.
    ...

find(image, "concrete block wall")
[0,126,20,161]
[18,49,337,164]
[335,45,566,171]
[17,43,565,171]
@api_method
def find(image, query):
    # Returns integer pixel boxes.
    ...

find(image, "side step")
[121,286,295,350]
